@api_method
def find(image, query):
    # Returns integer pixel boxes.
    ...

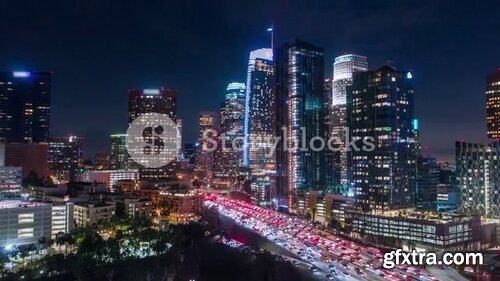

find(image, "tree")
[114,201,127,220]
[16,244,32,269]
[330,218,341,233]
[0,251,9,277]
[22,171,43,186]
[310,207,317,222]
[43,253,67,275]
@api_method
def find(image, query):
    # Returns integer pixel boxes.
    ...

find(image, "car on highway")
[325,273,335,280]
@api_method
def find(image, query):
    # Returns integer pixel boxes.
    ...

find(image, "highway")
[205,195,463,281]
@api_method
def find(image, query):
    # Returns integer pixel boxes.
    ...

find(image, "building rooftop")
[349,208,479,224]
[74,201,115,208]
[0,200,48,209]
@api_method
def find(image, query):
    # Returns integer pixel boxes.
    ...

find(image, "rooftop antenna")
[267,24,274,50]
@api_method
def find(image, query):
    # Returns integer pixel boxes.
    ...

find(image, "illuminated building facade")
[486,69,500,139]
[51,203,74,239]
[120,198,153,219]
[156,189,203,224]
[128,87,177,123]
[0,71,51,143]
[275,40,326,207]
[456,141,500,219]
[83,169,139,190]
[196,111,220,180]
[330,55,368,189]
[214,83,246,183]
[296,191,355,226]
[74,202,116,227]
[0,201,51,247]
[242,48,275,174]
[221,82,246,135]
[323,79,336,190]
[347,66,418,211]
[128,88,178,181]
[49,135,83,182]
[346,209,481,250]
[0,166,22,198]
[110,134,129,170]
[0,200,74,247]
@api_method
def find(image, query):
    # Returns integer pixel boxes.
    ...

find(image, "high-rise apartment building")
[0,71,51,143]
[275,40,326,207]
[347,66,418,212]
[456,141,500,218]
[48,135,83,183]
[486,69,500,139]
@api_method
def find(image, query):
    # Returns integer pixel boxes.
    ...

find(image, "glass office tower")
[275,40,326,208]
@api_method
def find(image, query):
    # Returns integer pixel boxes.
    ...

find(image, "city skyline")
[1,2,499,279]
[0,1,498,162]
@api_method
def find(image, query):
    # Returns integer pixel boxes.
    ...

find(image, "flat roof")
[0,200,48,209]
[348,208,478,224]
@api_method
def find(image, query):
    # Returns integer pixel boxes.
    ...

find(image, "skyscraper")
[128,88,178,182]
[221,82,246,135]
[323,79,337,190]
[347,66,417,212]
[48,135,83,183]
[456,141,500,219]
[275,40,326,207]
[0,71,51,143]
[330,55,368,189]
[416,156,440,210]
[110,134,129,170]
[128,88,177,123]
[242,48,275,174]
[214,83,246,183]
[195,111,220,180]
[486,69,500,139]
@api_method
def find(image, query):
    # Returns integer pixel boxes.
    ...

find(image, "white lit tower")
[330,54,368,193]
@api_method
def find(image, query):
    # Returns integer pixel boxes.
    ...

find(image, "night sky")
[1,0,499,162]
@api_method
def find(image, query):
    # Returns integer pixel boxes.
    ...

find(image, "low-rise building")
[133,188,203,223]
[83,170,139,190]
[0,200,75,247]
[296,191,354,226]
[122,198,152,219]
[51,203,74,238]
[0,201,51,247]
[0,166,22,198]
[345,209,482,251]
[74,202,116,227]
[114,179,141,192]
